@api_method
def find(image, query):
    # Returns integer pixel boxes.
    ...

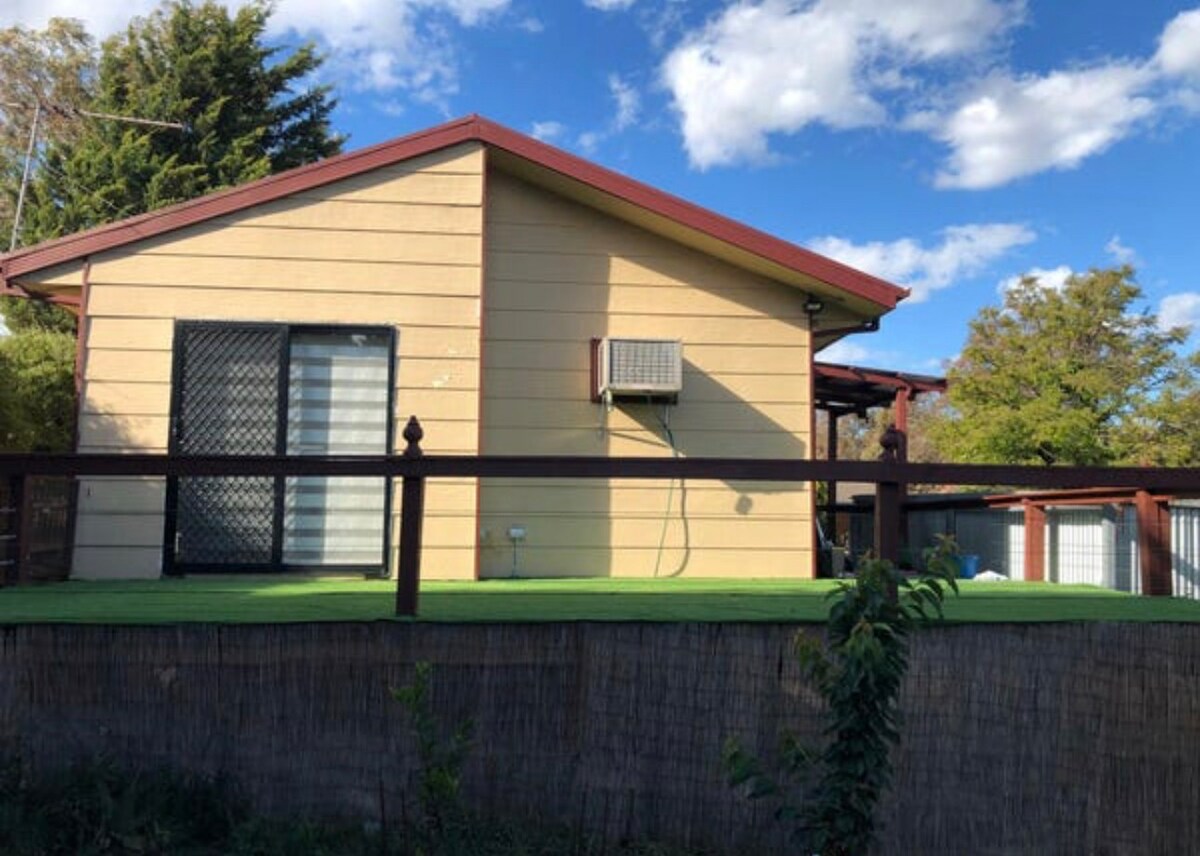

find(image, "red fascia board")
[982,487,1193,507]
[815,361,946,394]
[1,114,908,310]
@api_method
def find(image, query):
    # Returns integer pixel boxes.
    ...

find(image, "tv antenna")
[5,99,185,252]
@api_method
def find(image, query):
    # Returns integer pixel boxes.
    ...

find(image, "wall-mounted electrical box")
[592,337,683,402]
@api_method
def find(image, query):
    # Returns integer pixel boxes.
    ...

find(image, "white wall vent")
[595,337,682,400]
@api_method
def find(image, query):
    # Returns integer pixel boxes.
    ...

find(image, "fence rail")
[3,417,1200,610]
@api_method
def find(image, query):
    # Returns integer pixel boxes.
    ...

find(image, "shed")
[0,115,907,580]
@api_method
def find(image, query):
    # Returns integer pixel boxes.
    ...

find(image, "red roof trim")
[0,116,479,281]
[815,361,946,394]
[0,114,907,310]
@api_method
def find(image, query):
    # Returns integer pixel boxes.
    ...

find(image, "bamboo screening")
[1,621,1198,853]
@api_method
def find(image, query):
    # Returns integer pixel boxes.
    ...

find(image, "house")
[0,115,907,581]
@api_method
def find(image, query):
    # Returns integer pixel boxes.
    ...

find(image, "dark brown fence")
[1,475,73,585]
[2,416,1199,603]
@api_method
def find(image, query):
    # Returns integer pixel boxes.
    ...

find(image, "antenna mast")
[6,100,185,252]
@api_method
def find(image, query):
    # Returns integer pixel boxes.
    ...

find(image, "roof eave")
[0,113,908,312]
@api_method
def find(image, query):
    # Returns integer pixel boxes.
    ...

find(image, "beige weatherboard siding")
[478,170,814,579]
[73,142,485,579]
[2,118,903,583]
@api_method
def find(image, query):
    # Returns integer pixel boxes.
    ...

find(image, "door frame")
[163,320,397,576]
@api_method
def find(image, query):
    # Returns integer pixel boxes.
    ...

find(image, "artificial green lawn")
[3,577,1200,624]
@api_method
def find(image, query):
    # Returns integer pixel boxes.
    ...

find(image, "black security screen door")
[165,322,393,574]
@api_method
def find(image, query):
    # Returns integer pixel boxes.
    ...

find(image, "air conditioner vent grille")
[598,338,682,398]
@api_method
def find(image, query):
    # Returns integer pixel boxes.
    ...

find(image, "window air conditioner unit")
[594,337,683,401]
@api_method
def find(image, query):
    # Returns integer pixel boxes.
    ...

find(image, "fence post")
[875,479,901,566]
[1,477,16,585]
[396,416,426,617]
[8,475,30,585]
[1023,501,1046,582]
[874,427,902,566]
[1135,490,1172,596]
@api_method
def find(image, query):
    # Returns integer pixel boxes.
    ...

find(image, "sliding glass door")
[283,330,390,567]
[167,323,394,574]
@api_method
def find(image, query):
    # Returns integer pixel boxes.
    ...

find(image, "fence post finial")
[403,416,424,458]
[879,424,901,463]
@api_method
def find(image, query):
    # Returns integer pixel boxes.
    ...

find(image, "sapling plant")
[725,536,960,856]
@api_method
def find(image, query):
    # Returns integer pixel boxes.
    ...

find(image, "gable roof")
[0,114,908,312]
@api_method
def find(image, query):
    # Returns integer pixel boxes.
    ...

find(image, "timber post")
[1135,490,1172,596]
[875,426,902,567]
[1,476,17,585]
[1023,501,1046,582]
[396,416,427,617]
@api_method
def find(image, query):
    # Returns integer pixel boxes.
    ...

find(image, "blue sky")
[6,0,1200,373]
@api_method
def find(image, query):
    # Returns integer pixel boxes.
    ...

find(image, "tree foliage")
[0,330,76,451]
[816,394,950,465]
[0,18,96,229]
[938,266,1193,466]
[18,0,343,245]
[0,19,97,333]
[1124,351,1200,467]
[1,1,346,442]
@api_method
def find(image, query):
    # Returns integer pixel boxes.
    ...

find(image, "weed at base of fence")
[725,536,960,856]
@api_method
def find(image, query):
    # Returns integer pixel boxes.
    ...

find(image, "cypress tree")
[19,0,344,244]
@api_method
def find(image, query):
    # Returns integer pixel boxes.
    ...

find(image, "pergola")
[813,361,947,557]
[813,361,947,463]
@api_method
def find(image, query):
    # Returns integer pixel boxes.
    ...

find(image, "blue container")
[958,554,981,579]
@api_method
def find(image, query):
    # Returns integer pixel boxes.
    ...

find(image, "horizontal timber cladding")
[4,622,1199,855]
[479,170,813,578]
[73,142,486,580]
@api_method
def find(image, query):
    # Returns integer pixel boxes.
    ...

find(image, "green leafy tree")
[20,0,343,245]
[2,1,345,444]
[0,330,76,451]
[937,266,1190,466]
[1124,351,1200,466]
[0,19,96,333]
[817,394,950,465]
[0,18,96,230]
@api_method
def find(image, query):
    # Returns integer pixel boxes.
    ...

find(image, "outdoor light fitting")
[804,296,825,314]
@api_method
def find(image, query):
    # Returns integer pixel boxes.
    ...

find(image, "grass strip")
[3,578,1200,624]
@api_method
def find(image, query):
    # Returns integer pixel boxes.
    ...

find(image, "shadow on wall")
[620,363,810,578]
[477,173,814,579]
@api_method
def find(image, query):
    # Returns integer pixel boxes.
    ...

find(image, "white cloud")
[608,74,640,131]
[924,64,1156,189]
[1158,8,1200,115]
[517,16,544,33]
[271,0,509,104]
[4,0,165,35]
[584,0,636,10]
[577,130,602,155]
[1158,292,1200,333]
[570,74,641,155]
[0,315,8,337]
[810,223,1036,303]
[998,264,1073,294]
[2,0,511,104]
[374,99,409,117]
[660,3,1200,186]
[816,339,875,364]
[531,120,567,142]
[1156,8,1200,78]
[1105,235,1138,265]
[661,0,1021,168]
